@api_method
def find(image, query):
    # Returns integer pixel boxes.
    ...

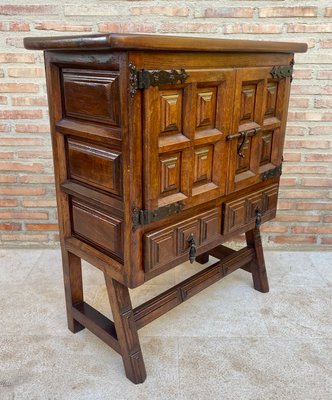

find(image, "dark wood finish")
[24,33,306,384]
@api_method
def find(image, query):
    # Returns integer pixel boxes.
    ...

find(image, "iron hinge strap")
[260,164,282,182]
[132,202,185,229]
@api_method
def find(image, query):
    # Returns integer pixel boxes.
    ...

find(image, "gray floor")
[0,248,331,400]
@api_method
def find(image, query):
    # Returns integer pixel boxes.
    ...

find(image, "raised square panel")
[236,138,251,174]
[145,227,176,272]
[160,90,182,135]
[196,88,216,129]
[193,146,213,185]
[62,69,120,126]
[223,198,247,234]
[160,153,181,197]
[264,185,279,211]
[264,82,278,118]
[240,84,257,124]
[247,192,264,222]
[260,131,273,166]
[67,139,122,197]
[200,210,220,243]
[177,220,200,255]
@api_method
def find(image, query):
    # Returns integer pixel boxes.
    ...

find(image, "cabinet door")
[228,67,290,193]
[142,69,234,212]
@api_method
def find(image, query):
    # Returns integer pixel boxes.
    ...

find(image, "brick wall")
[0,1,331,248]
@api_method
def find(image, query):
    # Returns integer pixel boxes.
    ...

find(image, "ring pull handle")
[187,233,196,264]
[238,132,248,158]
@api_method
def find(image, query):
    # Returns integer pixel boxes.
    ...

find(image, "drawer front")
[71,199,123,260]
[144,208,220,273]
[223,184,278,234]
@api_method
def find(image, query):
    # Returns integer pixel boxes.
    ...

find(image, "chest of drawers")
[24,33,307,384]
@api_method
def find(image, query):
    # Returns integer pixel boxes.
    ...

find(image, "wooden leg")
[245,227,269,293]
[104,274,147,384]
[61,250,85,333]
[196,252,209,264]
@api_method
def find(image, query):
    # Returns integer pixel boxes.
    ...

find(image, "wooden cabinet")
[24,33,306,384]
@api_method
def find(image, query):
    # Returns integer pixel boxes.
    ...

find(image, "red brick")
[17,151,52,159]
[305,154,332,162]
[325,8,332,17]
[0,176,16,183]
[0,53,35,63]
[287,111,332,121]
[0,187,45,196]
[289,98,309,108]
[6,38,24,48]
[8,68,45,78]
[9,22,30,31]
[321,237,332,245]
[160,22,218,33]
[25,223,59,231]
[310,126,332,135]
[274,215,320,223]
[0,138,43,146]
[0,5,57,15]
[0,162,44,172]
[19,175,54,184]
[224,23,282,34]
[269,236,317,244]
[35,22,92,32]
[130,6,189,17]
[0,199,17,206]
[320,40,332,49]
[291,85,332,95]
[12,97,48,106]
[1,234,49,242]
[0,96,7,104]
[0,211,48,220]
[315,98,332,108]
[0,110,43,119]
[260,7,317,18]
[279,177,298,186]
[195,7,253,18]
[285,140,330,149]
[283,165,326,174]
[260,225,288,233]
[292,226,332,234]
[302,178,332,187]
[0,151,13,159]
[277,201,294,210]
[293,69,313,79]
[285,126,308,136]
[317,70,332,80]
[21,199,57,207]
[0,123,10,132]
[0,83,38,93]
[288,24,332,33]
[296,202,332,211]
[323,216,332,223]
[98,22,156,33]
[279,191,325,199]
[282,153,302,162]
[15,124,49,133]
[0,222,21,231]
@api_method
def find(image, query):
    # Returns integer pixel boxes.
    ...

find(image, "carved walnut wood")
[24,33,307,384]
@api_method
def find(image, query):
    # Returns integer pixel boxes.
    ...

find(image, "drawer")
[223,184,278,234]
[71,199,123,260]
[144,209,220,273]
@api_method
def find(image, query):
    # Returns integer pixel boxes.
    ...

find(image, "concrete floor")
[0,248,331,400]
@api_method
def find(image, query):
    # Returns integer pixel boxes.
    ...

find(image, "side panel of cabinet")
[142,69,235,212]
[227,67,290,194]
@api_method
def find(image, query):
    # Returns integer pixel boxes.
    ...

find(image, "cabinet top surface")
[24,33,307,53]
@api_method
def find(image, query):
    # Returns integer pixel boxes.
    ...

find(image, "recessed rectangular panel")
[260,131,273,166]
[177,219,200,255]
[236,138,251,174]
[264,82,278,119]
[200,210,220,244]
[67,139,122,196]
[240,84,257,124]
[144,227,176,272]
[160,89,182,135]
[223,198,247,234]
[71,199,123,259]
[159,152,181,197]
[62,69,120,126]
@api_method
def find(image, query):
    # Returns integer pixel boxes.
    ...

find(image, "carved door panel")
[227,67,290,193]
[143,69,235,212]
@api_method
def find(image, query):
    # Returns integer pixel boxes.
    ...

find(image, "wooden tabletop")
[24,33,307,53]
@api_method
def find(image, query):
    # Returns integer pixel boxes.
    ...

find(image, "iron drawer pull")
[187,233,197,264]
[255,207,262,229]
[226,127,261,158]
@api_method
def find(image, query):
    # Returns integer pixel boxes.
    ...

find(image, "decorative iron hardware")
[255,208,262,229]
[187,233,197,264]
[129,63,189,96]
[226,127,261,158]
[132,202,185,229]
[270,59,294,80]
[260,164,282,181]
